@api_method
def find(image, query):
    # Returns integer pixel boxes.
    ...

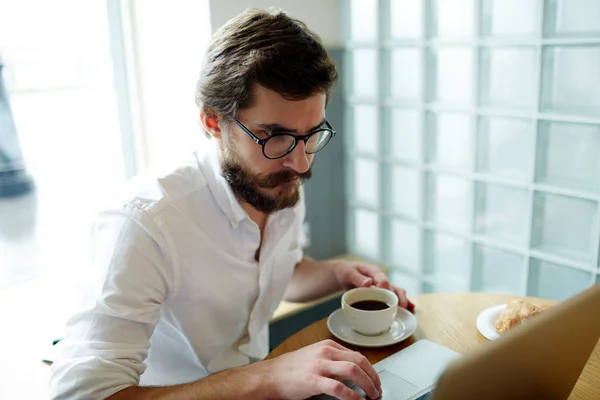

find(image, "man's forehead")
[239,86,327,131]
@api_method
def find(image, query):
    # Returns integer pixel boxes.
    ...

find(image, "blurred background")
[1,0,599,398]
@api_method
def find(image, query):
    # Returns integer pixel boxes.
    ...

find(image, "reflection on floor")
[0,191,39,287]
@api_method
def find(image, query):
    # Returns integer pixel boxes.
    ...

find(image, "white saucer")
[476,304,507,341]
[326,308,417,348]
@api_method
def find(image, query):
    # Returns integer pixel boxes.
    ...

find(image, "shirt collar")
[197,140,248,227]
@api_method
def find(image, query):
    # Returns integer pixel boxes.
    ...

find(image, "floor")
[0,278,74,399]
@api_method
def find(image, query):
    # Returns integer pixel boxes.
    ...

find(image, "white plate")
[326,308,417,348]
[476,304,507,341]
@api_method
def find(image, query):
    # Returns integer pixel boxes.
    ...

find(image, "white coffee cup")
[341,287,398,336]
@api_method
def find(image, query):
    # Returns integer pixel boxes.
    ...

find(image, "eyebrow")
[257,118,327,134]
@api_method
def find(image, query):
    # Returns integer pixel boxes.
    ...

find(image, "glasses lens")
[306,130,333,154]
[264,135,296,158]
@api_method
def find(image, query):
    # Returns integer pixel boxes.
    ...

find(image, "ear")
[199,109,224,139]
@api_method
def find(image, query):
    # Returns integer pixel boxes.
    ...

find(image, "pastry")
[495,299,549,334]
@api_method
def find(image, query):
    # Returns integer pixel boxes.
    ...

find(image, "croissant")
[495,299,549,334]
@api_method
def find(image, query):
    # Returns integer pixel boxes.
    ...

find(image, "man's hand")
[263,339,382,400]
[330,260,415,311]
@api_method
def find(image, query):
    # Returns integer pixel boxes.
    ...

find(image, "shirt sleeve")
[49,202,176,400]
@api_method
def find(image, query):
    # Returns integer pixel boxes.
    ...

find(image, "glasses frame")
[230,116,337,160]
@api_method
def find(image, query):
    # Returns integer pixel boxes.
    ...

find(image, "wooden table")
[267,293,600,400]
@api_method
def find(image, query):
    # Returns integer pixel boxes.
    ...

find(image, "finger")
[393,286,409,309]
[317,339,356,354]
[390,286,415,311]
[326,348,382,392]
[320,361,381,400]
[356,265,388,286]
[317,377,363,400]
[375,280,392,290]
[346,268,373,288]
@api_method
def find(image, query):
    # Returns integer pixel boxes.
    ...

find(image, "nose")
[282,140,312,173]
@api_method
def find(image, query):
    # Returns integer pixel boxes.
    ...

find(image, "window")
[344,0,600,300]
[0,0,126,287]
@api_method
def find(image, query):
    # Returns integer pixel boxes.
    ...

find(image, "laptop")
[314,283,600,399]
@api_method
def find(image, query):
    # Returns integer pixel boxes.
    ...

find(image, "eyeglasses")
[230,117,336,160]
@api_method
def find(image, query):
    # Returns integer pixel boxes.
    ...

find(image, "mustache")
[257,169,312,188]
[222,166,312,190]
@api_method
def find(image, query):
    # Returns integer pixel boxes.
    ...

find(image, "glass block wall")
[343,0,600,301]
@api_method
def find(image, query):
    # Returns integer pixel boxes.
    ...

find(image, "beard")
[220,145,312,214]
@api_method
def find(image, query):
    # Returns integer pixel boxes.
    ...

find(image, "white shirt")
[49,141,306,400]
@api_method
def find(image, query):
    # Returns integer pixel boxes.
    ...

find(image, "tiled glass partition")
[343,0,600,301]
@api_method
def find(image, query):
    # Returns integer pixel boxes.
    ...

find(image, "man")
[49,8,414,400]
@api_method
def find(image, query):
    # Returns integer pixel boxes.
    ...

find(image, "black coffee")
[350,300,390,311]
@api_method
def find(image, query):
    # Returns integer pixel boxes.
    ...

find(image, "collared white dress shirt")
[49,140,306,400]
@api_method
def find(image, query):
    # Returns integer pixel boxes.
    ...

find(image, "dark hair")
[195,8,338,128]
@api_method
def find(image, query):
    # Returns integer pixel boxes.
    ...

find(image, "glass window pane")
[351,105,379,155]
[389,0,422,39]
[389,108,422,162]
[353,158,379,207]
[477,116,534,181]
[350,49,378,99]
[541,45,600,117]
[480,47,537,109]
[389,48,422,101]
[422,282,435,293]
[349,0,378,42]
[544,0,600,38]
[536,121,600,193]
[432,47,474,105]
[432,0,474,38]
[389,270,423,295]
[427,174,472,231]
[422,280,467,293]
[390,165,421,219]
[388,219,421,274]
[473,245,524,294]
[532,193,598,264]
[424,231,471,291]
[481,0,538,37]
[475,183,529,246]
[353,208,380,260]
[528,259,591,301]
[428,112,472,170]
